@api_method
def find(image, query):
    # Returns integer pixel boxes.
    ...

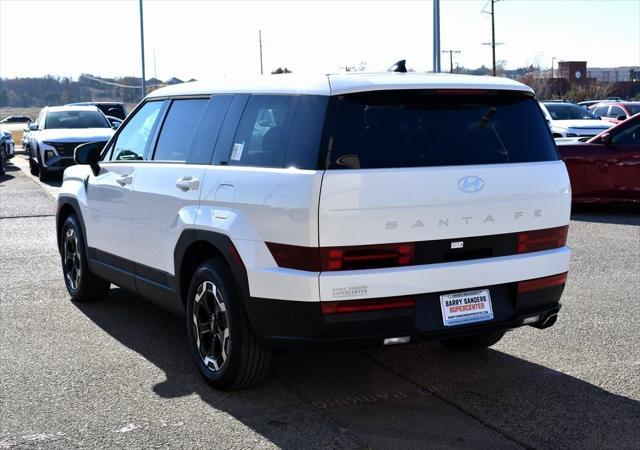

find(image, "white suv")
[57,73,571,389]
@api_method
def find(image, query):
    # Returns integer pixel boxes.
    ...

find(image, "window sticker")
[230,141,244,161]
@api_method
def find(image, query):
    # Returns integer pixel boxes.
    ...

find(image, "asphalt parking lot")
[1,152,639,449]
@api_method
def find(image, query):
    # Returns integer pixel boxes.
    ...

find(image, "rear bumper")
[245,280,565,350]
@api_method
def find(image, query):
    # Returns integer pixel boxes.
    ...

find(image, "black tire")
[60,214,110,302]
[186,259,271,390]
[440,330,505,351]
[0,147,6,176]
[29,157,39,176]
[38,160,49,181]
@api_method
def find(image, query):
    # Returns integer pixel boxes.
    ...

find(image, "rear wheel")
[440,330,505,351]
[186,259,271,390]
[60,214,110,302]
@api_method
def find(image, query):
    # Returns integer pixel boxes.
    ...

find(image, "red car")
[556,113,640,203]
[590,101,640,124]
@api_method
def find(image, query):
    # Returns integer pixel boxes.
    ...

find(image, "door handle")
[176,176,200,191]
[116,175,133,186]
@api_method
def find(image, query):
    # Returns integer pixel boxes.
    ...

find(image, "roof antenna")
[387,60,407,73]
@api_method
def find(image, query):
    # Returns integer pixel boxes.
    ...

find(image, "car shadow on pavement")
[73,287,640,449]
[571,203,640,226]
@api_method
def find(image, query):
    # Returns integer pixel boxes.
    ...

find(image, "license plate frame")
[440,289,494,327]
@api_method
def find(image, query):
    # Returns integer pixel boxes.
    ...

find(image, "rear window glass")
[326,90,558,169]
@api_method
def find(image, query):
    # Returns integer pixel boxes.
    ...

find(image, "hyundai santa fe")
[56,73,571,389]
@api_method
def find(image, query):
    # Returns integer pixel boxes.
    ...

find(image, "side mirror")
[600,132,612,145]
[74,142,102,176]
[111,121,121,130]
[28,124,39,131]
[616,115,627,121]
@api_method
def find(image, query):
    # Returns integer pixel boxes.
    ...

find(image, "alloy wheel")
[192,281,230,372]
[63,228,81,290]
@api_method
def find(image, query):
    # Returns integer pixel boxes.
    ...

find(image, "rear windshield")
[325,90,558,169]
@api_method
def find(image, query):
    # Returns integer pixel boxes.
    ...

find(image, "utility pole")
[258,30,264,75]
[482,0,502,76]
[442,50,461,73]
[139,0,146,98]
[433,0,441,72]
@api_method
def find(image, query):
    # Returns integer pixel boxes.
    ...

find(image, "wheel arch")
[56,196,87,256]
[174,230,251,314]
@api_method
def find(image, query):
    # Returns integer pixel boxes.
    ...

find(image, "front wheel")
[60,214,110,302]
[0,147,6,176]
[440,330,505,351]
[186,259,271,390]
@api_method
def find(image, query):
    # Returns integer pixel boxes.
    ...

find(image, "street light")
[139,0,146,98]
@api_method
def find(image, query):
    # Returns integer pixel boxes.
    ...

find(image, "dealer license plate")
[440,289,494,327]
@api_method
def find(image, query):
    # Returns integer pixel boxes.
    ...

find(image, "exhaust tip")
[530,312,558,329]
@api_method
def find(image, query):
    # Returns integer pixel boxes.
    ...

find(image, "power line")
[442,50,461,73]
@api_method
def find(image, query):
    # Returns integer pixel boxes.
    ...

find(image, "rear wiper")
[478,106,508,161]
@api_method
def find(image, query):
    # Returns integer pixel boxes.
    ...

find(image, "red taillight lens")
[321,296,416,315]
[266,242,415,271]
[321,243,415,271]
[518,226,568,253]
[517,272,568,294]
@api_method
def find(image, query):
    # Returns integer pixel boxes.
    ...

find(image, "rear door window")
[609,106,626,119]
[325,90,558,169]
[228,95,298,168]
[187,95,233,164]
[153,98,208,162]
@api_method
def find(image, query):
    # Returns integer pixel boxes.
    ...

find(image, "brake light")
[518,273,568,294]
[321,296,416,315]
[518,226,568,253]
[266,242,415,272]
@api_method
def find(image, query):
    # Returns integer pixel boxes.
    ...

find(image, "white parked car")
[27,105,116,181]
[57,73,571,389]
[540,101,612,138]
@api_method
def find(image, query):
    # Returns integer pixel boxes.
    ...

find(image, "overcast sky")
[1,0,639,81]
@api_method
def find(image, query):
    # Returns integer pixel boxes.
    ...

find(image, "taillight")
[321,296,416,315]
[321,243,415,271]
[518,226,568,253]
[517,272,568,294]
[266,242,414,271]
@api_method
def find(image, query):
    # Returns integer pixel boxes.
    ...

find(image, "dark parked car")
[1,115,33,123]
[556,113,640,203]
[0,129,16,176]
[66,102,126,120]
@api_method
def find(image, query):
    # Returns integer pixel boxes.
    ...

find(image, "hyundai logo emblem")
[458,176,485,193]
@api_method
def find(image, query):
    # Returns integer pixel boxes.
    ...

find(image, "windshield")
[544,103,598,120]
[626,104,640,116]
[44,110,110,129]
[326,90,558,169]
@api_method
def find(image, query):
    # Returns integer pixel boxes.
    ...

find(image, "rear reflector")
[518,226,568,253]
[517,272,568,294]
[321,296,415,315]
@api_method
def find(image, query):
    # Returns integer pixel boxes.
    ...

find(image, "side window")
[609,106,626,119]
[228,95,298,168]
[283,95,329,169]
[109,101,164,161]
[153,98,208,161]
[593,106,609,118]
[611,122,640,145]
[187,95,233,164]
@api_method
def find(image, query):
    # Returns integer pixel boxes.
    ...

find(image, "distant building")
[557,61,588,83]
[587,67,640,82]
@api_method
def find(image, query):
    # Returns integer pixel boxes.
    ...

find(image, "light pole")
[433,0,441,72]
[259,30,264,75]
[139,0,146,98]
